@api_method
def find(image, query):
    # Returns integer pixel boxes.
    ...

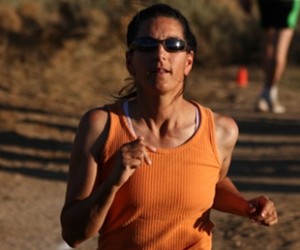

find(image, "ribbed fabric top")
[98,101,221,250]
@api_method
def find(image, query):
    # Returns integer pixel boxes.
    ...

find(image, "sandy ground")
[0,66,299,250]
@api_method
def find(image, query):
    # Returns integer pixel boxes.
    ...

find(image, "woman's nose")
[156,43,167,58]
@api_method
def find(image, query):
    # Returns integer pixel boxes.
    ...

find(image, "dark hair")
[127,3,197,54]
[116,3,197,100]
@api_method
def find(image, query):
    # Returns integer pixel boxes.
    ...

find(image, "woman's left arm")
[212,114,278,226]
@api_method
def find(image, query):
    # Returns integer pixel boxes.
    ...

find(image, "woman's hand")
[108,136,156,188]
[247,196,278,226]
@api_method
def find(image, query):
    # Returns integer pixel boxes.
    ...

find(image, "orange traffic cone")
[236,66,248,87]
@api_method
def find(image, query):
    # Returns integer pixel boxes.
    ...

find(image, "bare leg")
[257,28,294,113]
[263,28,276,88]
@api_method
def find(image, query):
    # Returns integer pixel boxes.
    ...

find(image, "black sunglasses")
[129,37,187,52]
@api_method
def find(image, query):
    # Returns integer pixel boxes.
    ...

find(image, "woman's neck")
[126,97,198,148]
[134,95,185,124]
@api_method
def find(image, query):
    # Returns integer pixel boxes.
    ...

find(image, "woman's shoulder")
[77,103,119,138]
[81,106,108,125]
[213,112,239,149]
[189,101,238,144]
[81,101,121,122]
[213,112,238,130]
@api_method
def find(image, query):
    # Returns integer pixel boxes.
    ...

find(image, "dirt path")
[0,66,299,250]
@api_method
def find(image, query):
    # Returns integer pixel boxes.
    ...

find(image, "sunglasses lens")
[131,37,158,52]
[130,37,186,52]
[164,38,186,51]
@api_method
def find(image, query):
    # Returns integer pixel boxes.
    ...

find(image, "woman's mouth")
[149,67,170,75]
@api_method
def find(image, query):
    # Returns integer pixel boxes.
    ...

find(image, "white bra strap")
[195,107,200,131]
[123,100,137,137]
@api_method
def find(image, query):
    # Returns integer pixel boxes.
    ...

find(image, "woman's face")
[126,16,194,97]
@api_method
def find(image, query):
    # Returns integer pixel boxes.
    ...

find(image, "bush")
[1,0,299,66]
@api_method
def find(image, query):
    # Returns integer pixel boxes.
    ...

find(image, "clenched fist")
[108,136,156,188]
[247,196,278,226]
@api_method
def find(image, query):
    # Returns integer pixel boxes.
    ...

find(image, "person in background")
[240,0,300,113]
[60,4,278,250]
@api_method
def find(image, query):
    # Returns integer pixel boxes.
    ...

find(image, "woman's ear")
[126,51,135,76]
[184,51,194,76]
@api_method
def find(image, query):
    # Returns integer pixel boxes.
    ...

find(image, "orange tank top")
[98,101,221,250]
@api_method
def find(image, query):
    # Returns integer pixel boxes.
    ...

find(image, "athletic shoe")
[256,97,286,114]
[256,97,270,112]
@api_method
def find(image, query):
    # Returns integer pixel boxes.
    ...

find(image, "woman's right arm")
[60,108,117,248]
[60,108,156,248]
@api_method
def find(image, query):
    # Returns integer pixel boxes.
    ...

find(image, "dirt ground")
[0,65,299,250]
